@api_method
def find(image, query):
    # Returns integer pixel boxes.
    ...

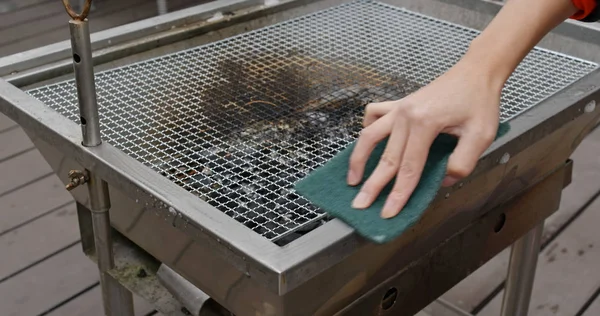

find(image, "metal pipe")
[157,264,212,315]
[89,175,134,315]
[90,181,134,316]
[88,174,114,271]
[500,222,544,316]
[157,264,233,316]
[69,19,102,147]
[67,16,135,316]
[157,0,168,15]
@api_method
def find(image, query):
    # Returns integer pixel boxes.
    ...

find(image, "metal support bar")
[500,222,544,316]
[89,174,134,315]
[69,19,101,147]
[157,264,234,316]
[157,0,168,15]
[67,16,135,316]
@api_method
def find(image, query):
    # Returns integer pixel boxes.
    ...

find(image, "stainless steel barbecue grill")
[23,0,598,244]
[2,0,600,315]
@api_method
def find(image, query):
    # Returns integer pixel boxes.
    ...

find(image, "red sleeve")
[570,0,598,20]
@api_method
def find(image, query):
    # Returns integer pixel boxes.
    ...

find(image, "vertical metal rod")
[89,174,134,315]
[157,0,168,15]
[69,19,101,147]
[68,19,134,316]
[500,222,544,316]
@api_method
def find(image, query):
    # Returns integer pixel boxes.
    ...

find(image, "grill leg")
[66,16,134,316]
[157,0,168,15]
[500,222,544,316]
[89,177,135,316]
[76,199,134,316]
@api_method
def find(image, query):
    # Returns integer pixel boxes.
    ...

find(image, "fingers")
[442,126,497,187]
[352,118,409,209]
[363,101,394,127]
[381,126,438,219]
[347,101,397,186]
[347,114,394,186]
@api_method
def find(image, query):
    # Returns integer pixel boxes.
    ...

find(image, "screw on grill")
[65,170,88,191]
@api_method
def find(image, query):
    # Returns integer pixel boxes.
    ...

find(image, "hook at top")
[62,0,93,21]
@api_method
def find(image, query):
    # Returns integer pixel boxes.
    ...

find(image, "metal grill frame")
[23,0,598,244]
[1,0,600,302]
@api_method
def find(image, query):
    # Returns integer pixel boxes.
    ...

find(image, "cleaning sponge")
[294,123,510,244]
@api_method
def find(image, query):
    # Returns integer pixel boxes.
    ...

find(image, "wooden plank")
[0,175,73,234]
[0,0,199,57]
[0,27,68,59]
[0,113,17,132]
[0,0,147,48]
[0,149,53,196]
[0,244,98,316]
[583,294,600,316]
[0,127,34,162]
[46,284,161,316]
[45,285,105,316]
[476,197,600,316]
[0,1,64,30]
[440,126,600,312]
[0,203,80,281]
[0,0,51,15]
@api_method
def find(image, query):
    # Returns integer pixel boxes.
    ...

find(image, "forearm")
[463,0,579,85]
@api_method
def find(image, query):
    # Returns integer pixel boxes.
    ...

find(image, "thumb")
[442,127,496,187]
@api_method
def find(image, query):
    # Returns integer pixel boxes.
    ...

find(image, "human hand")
[346,59,504,219]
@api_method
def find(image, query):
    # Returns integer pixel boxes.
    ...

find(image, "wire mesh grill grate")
[27,0,598,245]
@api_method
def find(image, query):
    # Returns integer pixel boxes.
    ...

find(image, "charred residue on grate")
[199,51,321,136]
[196,50,421,140]
[151,50,423,244]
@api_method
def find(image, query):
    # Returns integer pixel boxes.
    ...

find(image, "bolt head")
[585,100,596,113]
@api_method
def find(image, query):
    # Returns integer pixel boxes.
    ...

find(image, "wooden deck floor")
[1,1,600,315]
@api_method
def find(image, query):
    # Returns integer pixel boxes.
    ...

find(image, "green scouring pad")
[294,123,510,244]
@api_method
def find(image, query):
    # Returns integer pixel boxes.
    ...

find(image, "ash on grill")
[153,51,421,245]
